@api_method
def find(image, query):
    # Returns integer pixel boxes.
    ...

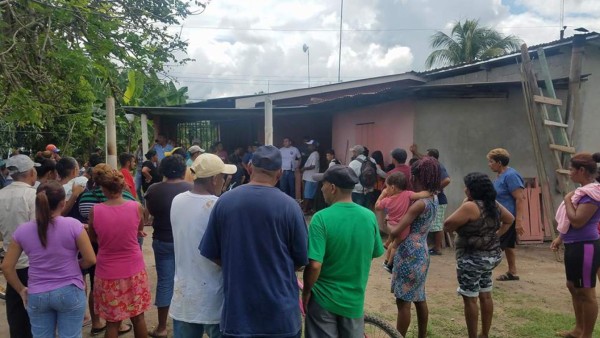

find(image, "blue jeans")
[152,239,175,307]
[280,170,296,198]
[352,192,373,209]
[135,166,145,204]
[173,319,221,338]
[27,284,86,338]
[222,332,300,338]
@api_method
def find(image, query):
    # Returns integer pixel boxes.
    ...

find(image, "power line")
[172,25,563,32]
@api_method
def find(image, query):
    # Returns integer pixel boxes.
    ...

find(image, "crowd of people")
[0,136,599,338]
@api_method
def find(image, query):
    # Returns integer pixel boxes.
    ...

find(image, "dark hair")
[159,154,187,179]
[172,148,187,157]
[464,172,498,218]
[411,157,441,193]
[88,153,103,167]
[386,172,408,190]
[119,153,134,167]
[409,157,419,166]
[391,148,408,164]
[596,153,600,183]
[35,181,66,248]
[363,146,370,157]
[571,152,600,176]
[426,148,440,159]
[56,156,78,179]
[35,159,56,178]
[326,149,336,156]
[93,163,125,195]
[145,149,157,160]
[371,150,384,168]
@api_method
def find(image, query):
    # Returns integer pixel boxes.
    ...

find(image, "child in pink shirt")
[375,172,430,273]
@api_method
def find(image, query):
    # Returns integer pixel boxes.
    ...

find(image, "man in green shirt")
[302,165,385,338]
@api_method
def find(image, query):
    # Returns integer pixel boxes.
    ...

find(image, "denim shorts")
[173,319,221,338]
[27,284,86,338]
[303,181,318,199]
[153,239,175,307]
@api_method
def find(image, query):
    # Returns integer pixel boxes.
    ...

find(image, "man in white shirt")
[0,154,39,338]
[279,137,301,199]
[169,153,237,337]
[301,140,320,215]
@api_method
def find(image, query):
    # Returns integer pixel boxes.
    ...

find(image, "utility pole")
[105,97,117,168]
[338,0,344,83]
[303,44,310,88]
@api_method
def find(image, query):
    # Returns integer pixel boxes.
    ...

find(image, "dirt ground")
[0,228,595,338]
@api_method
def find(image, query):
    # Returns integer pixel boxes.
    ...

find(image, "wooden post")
[141,113,149,155]
[105,97,118,168]
[264,97,273,146]
[565,34,585,145]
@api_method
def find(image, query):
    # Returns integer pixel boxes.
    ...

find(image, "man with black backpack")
[348,145,382,208]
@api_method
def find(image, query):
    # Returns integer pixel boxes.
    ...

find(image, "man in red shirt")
[119,153,137,198]
[387,148,411,188]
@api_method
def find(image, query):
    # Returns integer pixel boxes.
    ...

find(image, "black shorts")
[499,221,517,250]
[564,240,600,288]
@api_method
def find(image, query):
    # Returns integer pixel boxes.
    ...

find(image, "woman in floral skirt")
[88,164,151,338]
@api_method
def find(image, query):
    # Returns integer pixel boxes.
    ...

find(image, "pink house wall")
[332,100,415,166]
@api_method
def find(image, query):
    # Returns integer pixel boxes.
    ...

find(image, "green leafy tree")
[0,0,206,158]
[425,19,522,69]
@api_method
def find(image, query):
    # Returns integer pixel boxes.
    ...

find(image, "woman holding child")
[375,172,429,273]
[444,172,514,338]
[389,157,440,338]
[551,152,600,338]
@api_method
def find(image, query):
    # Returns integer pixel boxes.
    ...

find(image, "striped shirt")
[78,188,135,222]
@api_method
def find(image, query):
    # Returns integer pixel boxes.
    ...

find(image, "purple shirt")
[562,196,600,244]
[13,216,84,294]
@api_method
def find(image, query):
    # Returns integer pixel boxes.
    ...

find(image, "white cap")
[190,153,237,179]
[6,155,40,174]
[188,145,205,154]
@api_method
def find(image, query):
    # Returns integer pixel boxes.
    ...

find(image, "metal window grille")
[177,121,220,152]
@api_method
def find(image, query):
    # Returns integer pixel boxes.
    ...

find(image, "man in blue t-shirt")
[487,148,525,281]
[200,145,308,338]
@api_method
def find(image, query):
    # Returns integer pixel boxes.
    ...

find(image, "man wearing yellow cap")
[169,153,237,337]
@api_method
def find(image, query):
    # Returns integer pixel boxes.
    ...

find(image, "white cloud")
[165,0,600,100]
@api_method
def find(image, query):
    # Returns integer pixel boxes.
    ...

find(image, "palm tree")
[425,19,522,69]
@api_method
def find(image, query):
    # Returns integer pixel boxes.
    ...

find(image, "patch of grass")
[510,307,599,337]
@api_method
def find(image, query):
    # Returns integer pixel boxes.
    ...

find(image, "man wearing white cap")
[0,155,39,338]
[169,153,236,337]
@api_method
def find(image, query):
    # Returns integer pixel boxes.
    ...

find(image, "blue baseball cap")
[252,145,282,171]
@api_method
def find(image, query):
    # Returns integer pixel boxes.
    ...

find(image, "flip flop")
[91,325,107,336]
[148,328,168,338]
[555,330,578,338]
[496,272,520,281]
[119,323,133,336]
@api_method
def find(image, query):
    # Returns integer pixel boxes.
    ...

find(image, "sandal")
[555,330,578,338]
[496,272,520,281]
[148,328,168,338]
[119,323,133,336]
[91,325,107,336]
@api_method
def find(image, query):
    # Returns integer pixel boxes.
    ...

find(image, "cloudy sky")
[164,0,600,101]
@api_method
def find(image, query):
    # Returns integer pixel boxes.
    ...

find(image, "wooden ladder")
[519,45,574,259]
